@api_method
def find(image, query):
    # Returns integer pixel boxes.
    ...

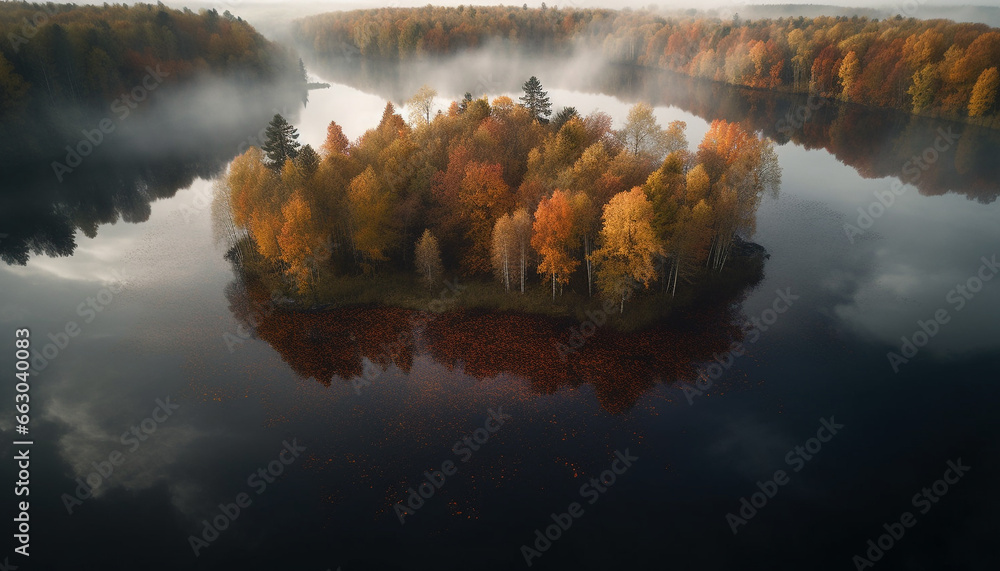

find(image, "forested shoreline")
[0,2,308,265]
[218,79,779,321]
[292,6,1000,127]
[0,2,305,160]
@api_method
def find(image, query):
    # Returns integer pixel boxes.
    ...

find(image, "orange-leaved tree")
[531,189,579,300]
[459,161,513,274]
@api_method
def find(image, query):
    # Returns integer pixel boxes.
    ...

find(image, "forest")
[218,78,780,317]
[0,2,304,158]
[293,5,1000,126]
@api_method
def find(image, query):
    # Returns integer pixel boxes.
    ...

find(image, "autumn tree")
[969,67,999,118]
[407,84,438,126]
[278,191,321,297]
[570,191,598,296]
[511,207,532,293]
[491,213,516,292]
[531,189,579,299]
[295,8,1000,123]
[348,166,396,273]
[697,120,781,271]
[415,229,443,288]
[322,120,350,156]
[224,146,288,265]
[838,51,860,101]
[591,188,663,313]
[459,161,514,274]
[909,65,940,113]
[617,103,687,162]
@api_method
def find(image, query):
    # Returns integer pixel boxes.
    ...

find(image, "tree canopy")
[220,87,780,313]
[293,6,1000,126]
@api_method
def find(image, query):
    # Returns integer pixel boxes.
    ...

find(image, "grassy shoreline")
[230,239,767,332]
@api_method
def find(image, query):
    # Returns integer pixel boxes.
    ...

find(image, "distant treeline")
[292,6,1000,126]
[0,2,303,154]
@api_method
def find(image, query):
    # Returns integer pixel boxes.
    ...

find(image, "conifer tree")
[262,114,301,169]
[520,76,552,123]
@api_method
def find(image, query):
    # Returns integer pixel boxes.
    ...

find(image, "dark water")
[1,56,999,571]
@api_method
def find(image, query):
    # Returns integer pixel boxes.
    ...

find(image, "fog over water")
[1,13,998,569]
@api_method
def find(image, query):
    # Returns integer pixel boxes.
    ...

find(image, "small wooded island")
[217,77,780,327]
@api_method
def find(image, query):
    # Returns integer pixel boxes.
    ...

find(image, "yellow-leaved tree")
[968,67,999,118]
[414,229,443,288]
[591,187,663,313]
[348,166,396,274]
[278,192,320,297]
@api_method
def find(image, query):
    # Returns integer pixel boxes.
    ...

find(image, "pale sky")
[153,0,1000,14]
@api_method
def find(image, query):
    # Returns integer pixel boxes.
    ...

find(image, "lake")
[2,53,998,570]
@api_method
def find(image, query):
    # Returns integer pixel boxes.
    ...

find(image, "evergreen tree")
[520,76,552,123]
[295,144,320,177]
[458,92,474,114]
[551,106,578,131]
[262,114,301,169]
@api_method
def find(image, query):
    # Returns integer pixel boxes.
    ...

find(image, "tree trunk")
[503,251,510,292]
[520,252,525,294]
[672,258,679,297]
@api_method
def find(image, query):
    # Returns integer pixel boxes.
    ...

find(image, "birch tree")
[531,190,579,299]
[591,188,663,313]
[415,229,443,288]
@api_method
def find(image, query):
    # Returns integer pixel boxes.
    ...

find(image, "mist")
[0,76,304,265]
[159,1,1000,39]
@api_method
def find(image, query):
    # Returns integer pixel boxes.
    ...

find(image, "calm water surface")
[1,57,998,570]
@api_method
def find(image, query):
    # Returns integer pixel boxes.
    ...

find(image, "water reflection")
[309,54,1000,204]
[224,260,763,414]
[0,81,305,265]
